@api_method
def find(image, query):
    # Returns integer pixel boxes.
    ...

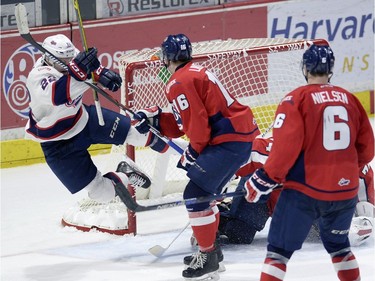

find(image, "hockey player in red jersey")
[244,44,374,281]
[216,137,374,246]
[134,34,259,280]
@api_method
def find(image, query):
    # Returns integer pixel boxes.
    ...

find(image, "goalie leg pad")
[355,201,374,217]
[349,216,373,246]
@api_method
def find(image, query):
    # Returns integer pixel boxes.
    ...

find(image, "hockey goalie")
[208,137,374,247]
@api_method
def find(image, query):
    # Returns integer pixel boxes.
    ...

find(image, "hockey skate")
[188,234,226,273]
[116,161,151,189]
[182,249,220,280]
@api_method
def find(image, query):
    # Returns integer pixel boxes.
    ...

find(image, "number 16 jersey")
[159,61,259,153]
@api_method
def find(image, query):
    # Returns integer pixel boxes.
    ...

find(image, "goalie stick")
[115,181,246,212]
[73,0,105,126]
[148,222,190,257]
[14,3,183,155]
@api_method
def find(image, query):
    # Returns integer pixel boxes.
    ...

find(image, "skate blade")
[218,262,226,272]
[184,271,220,281]
[185,262,225,272]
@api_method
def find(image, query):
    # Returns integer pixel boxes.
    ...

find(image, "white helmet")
[42,34,78,71]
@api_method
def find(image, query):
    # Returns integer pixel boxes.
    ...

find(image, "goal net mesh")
[61,38,326,235]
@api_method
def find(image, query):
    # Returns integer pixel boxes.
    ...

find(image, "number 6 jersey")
[264,83,374,201]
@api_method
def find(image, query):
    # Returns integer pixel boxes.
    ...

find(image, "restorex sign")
[104,0,217,16]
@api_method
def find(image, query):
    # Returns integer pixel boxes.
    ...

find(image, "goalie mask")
[161,34,193,66]
[302,44,335,78]
[42,34,78,72]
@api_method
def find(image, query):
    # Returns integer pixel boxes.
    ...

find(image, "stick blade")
[15,3,30,35]
[115,182,139,212]
[148,245,166,257]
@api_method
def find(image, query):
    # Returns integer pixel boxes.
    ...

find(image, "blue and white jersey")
[25,57,90,142]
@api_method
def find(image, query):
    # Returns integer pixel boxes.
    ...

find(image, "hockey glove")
[68,47,100,81]
[133,105,162,134]
[245,168,280,203]
[94,66,122,92]
[177,144,199,171]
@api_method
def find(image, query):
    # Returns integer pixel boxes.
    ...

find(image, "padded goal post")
[61,38,327,235]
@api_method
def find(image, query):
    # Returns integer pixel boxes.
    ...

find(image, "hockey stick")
[148,222,190,257]
[88,85,183,154]
[115,181,246,212]
[261,122,274,137]
[14,3,183,155]
[73,0,105,126]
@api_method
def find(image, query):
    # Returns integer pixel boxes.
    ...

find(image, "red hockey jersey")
[239,137,374,215]
[236,137,281,215]
[159,62,259,153]
[264,84,374,201]
[236,137,273,177]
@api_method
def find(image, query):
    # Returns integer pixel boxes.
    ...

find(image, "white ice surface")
[1,118,375,281]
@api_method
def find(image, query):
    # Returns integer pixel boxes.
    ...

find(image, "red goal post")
[61,38,327,235]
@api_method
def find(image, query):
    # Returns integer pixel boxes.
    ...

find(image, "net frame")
[62,38,328,235]
[118,38,327,235]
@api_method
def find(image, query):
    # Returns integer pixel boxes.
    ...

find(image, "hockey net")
[62,38,327,235]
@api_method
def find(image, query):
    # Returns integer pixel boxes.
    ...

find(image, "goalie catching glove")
[245,168,281,203]
[68,47,100,81]
[134,105,162,134]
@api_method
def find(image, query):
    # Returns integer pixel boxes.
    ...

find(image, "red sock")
[332,251,360,281]
[189,208,217,252]
[260,257,287,281]
[212,203,220,230]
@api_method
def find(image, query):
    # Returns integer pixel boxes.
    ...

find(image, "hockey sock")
[331,250,360,281]
[260,248,291,281]
[189,208,217,252]
[212,203,220,230]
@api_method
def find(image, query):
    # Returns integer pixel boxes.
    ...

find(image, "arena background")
[1,0,373,167]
